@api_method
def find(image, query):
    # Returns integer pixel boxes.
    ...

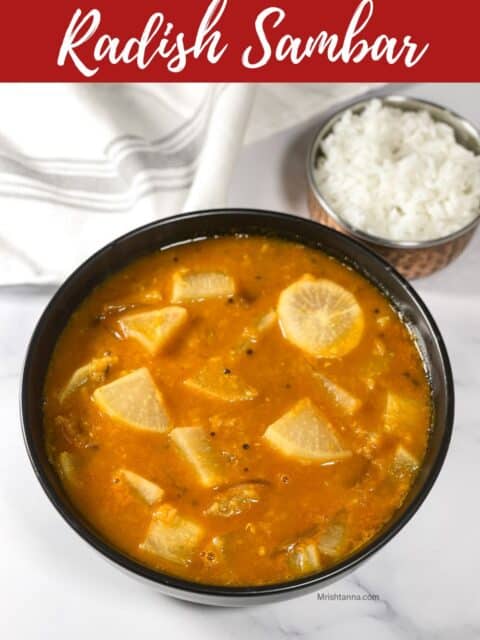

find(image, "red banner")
[1,0,478,81]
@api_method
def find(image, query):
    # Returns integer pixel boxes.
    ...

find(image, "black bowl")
[21,209,454,606]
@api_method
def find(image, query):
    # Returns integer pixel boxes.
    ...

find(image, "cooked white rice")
[314,99,480,241]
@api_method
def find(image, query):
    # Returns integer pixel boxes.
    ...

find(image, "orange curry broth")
[43,236,431,586]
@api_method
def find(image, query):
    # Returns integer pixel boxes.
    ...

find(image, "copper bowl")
[307,95,480,279]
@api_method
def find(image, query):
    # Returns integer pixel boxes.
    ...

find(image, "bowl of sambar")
[21,209,454,606]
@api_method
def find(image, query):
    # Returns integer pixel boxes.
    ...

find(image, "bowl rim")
[307,93,480,250]
[21,208,455,601]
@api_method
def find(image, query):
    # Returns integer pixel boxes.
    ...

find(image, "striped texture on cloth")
[0,83,376,285]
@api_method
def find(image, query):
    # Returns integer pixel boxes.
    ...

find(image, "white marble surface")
[2,83,479,639]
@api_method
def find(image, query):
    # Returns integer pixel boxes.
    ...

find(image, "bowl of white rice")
[307,95,480,278]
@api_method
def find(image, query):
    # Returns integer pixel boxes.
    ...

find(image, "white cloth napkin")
[0,83,377,286]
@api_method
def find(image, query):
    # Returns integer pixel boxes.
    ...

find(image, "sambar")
[43,235,431,586]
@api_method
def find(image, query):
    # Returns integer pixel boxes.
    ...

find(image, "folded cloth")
[0,82,377,285]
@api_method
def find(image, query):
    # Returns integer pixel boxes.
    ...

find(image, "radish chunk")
[316,520,347,557]
[59,355,117,403]
[171,270,235,302]
[313,371,361,415]
[242,310,277,341]
[93,367,170,432]
[232,310,277,356]
[170,426,225,487]
[384,392,427,434]
[204,483,262,517]
[140,505,204,565]
[287,542,322,575]
[390,445,419,479]
[118,306,187,355]
[184,358,258,402]
[118,469,164,505]
[263,398,351,463]
[58,451,78,484]
[277,276,364,358]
